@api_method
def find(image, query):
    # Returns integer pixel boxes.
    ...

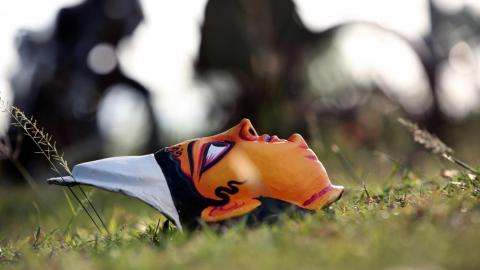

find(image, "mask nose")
[235,118,258,141]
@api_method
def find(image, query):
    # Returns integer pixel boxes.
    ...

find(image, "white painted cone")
[47,154,181,229]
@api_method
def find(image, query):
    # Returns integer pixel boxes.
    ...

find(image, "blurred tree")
[195,0,480,144]
[196,0,316,136]
[5,0,159,182]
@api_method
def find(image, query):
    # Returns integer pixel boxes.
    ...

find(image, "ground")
[1,114,480,269]
[1,160,479,269]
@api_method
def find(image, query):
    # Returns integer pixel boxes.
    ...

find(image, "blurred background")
[0,0,479,186]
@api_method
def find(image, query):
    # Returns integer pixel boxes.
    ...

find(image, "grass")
[1,164,479,269]
[1,104,479,269]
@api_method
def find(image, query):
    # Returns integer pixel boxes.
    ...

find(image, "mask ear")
[201,198,261,222]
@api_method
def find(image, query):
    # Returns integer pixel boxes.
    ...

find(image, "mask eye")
[201,141,233,175]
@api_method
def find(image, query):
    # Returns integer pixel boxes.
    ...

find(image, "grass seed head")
[398,118,453,155]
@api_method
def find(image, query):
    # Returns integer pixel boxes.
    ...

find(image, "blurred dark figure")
[6,0,159,182]
[196,0,315,136]
[196,0,480,146]
[195,0,418,140]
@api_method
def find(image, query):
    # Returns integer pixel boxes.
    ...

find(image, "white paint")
[205,144,228,166]
[47,154,181,229]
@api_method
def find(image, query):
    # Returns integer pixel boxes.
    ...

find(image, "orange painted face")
[156,118,344,223]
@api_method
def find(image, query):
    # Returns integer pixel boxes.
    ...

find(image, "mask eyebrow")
[187,140,196,177]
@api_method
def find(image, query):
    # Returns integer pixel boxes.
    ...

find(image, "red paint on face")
[169,118,344,222]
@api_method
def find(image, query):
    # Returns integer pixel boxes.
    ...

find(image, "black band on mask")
[153,147,223,228]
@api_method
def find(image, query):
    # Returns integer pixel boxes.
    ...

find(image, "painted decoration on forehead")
[47,118,344,230]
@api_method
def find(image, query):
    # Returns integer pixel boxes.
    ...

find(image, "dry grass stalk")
[0,99,109,234]
[398,118,453,155]
[398,118,478,176]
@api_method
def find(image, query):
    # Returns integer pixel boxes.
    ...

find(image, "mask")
[48,119,344,230]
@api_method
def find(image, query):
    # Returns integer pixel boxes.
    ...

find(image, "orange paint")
[167,118,344,222]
